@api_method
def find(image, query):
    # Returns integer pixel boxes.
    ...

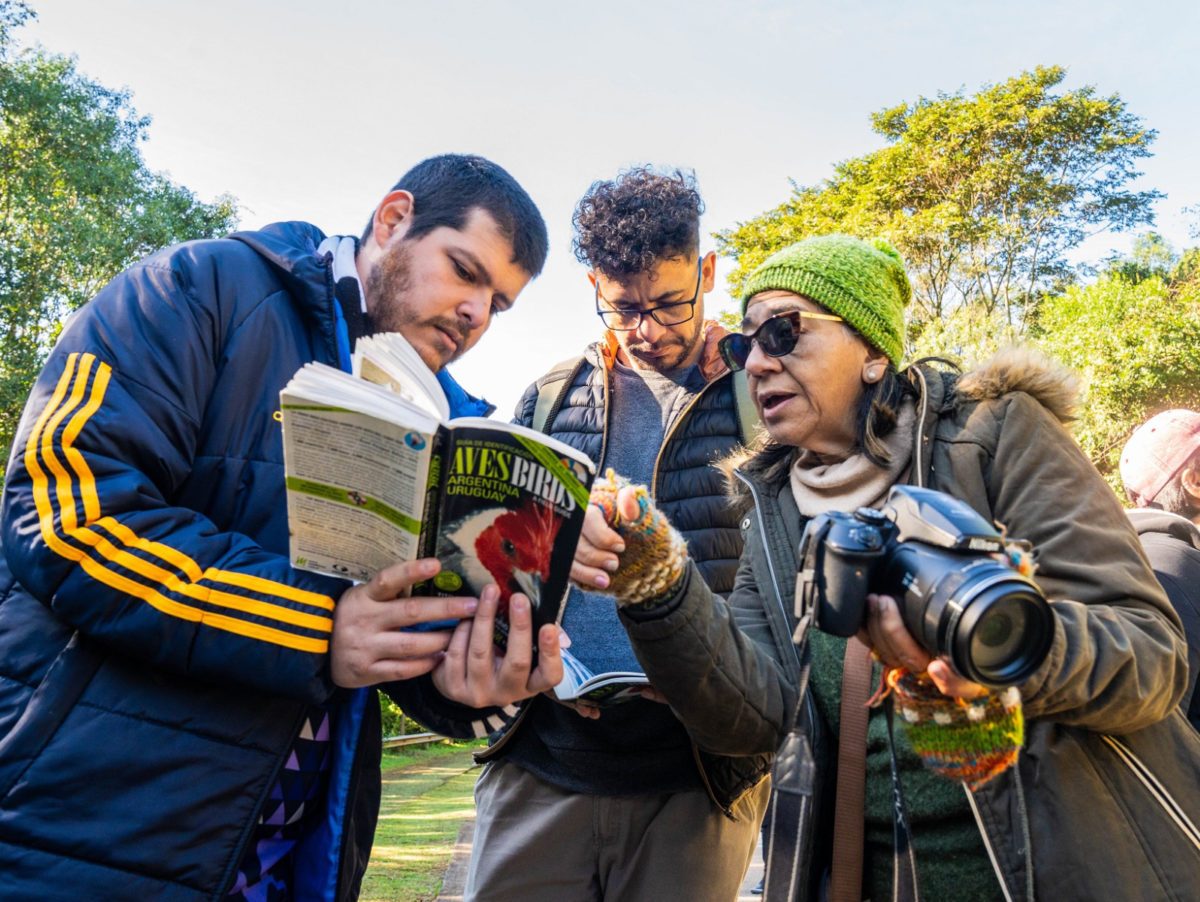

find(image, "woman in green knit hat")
[570,233,1200,901]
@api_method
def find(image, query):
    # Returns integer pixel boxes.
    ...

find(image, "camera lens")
[952,578,1052,688]
[885,544,1053,689]
[969,597,1024,670]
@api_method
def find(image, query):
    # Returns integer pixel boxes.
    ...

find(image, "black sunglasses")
[718,309,845,372]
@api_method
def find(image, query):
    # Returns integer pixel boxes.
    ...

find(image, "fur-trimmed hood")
[720,345,1080,508]
[953,345,1077,423]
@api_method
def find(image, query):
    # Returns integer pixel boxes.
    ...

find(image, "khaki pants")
[464,759,768,902]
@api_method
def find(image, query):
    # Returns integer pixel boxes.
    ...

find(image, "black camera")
[798,485,1053,688]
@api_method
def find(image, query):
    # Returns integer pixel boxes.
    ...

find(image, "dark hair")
[1149,446,1200,519]
[361,154,548,277]
[572,166,704,278]
[853,364,919,466]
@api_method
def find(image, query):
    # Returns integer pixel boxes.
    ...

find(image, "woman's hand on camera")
[858,593,988,700]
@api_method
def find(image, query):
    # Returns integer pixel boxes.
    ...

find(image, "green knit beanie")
[740,235,911,365]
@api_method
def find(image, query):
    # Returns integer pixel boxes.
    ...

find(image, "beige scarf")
[788,398,917,516]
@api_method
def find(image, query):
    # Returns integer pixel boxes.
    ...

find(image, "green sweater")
[810,631,1004,902]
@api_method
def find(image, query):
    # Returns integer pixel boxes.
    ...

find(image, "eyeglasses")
[595,264,701,331]
[717,309,845,372]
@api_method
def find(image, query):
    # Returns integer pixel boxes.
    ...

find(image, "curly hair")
[572,167,704,279]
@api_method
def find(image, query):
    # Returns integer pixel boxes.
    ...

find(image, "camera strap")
[829,636,872,902]
[763,613,816,901]
[794,518,832,634]
[885,695,921,902]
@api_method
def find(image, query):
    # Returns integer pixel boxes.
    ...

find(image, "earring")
[867,367,882,382]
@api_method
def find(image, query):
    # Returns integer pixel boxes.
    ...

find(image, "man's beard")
[625,324,703,371]
[365,241,471,371]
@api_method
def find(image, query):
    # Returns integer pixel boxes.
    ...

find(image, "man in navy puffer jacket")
[0,154,560,902]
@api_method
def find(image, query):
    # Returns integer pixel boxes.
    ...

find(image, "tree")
[1102,232,1178,284]
[1032,271,1200,492]
[717,66,1161,357]
[0,0,237,476]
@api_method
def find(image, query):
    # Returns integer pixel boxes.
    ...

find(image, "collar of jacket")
[229,222,340,365]
[599,319,732,382]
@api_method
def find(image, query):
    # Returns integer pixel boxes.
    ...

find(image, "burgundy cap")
[1120,409,1200,507]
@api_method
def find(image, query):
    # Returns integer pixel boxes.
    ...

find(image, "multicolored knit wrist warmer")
[589,469,687,607]
[891,670,1024,790]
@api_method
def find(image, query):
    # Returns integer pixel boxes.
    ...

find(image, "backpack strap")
[532,354,585,434]
[731,368,759,445]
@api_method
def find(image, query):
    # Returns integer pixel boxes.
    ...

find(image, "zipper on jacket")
[650,371,728,495]
[733,469,802,675]
[598,356,610,477]
[912,366,933,489]
[1101,734,1200,852]
[963,785,1020,902]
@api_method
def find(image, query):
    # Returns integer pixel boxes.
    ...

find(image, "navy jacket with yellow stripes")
[0,222,487,901]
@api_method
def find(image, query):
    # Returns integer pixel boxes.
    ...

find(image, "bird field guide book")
[279,332,597,649]
[554,648,650,707]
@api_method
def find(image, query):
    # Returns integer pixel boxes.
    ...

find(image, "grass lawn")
[358,739,483,902]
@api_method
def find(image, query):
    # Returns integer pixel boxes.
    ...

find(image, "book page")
[554,649,648,705]
[281,388,437,582]
[353,332,449,421]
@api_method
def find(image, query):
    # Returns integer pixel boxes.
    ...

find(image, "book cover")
[418,420,595,650]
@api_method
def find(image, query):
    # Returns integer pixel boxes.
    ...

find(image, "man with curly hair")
[452,167,764,900]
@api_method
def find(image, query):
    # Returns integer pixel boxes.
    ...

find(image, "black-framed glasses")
[595,263,701,331]
[718,309,845,372]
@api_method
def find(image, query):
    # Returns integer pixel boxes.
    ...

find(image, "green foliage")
[380,693,417,738]
[1170,246,1200,287]
[0,1,237,477]
[1103,232,1178,284]
[1033,274,1200,489]
[907,302,1017,368]
[0,0,30,54]
[717,66,1160,357]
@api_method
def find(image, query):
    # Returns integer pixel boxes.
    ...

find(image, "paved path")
[436,814,765,901]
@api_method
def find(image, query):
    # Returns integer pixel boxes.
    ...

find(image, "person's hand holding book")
[330,558,480,687]
[432,582,567,708]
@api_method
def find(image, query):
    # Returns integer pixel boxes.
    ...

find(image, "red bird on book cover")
[442,498,563,613]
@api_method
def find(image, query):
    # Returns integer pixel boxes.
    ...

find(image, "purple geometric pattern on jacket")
[228,709,333,901]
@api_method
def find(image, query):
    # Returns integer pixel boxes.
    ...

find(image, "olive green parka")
[620,348,1200,900]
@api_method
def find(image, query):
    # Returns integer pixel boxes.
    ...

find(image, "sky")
[22,0,1200,417]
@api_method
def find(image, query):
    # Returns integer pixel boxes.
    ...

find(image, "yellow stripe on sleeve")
[44,354,94,533]
[25,353,80,538]
[206,568,336,612]
[61,359,110,525]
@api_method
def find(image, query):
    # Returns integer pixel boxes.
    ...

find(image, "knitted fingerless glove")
[889,669,1024,790]
[588,469,688,607]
